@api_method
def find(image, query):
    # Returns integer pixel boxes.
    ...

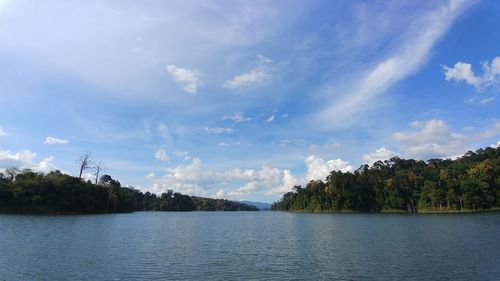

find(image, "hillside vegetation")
[0,171,257,214]
[272,146,500,213]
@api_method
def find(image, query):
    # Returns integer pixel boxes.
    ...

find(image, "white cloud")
[151,158,210,196]
[266,115,275,123]
[318,0,471,127]
[164,158,207,183]
[443,56,500,91]
[204,127,234,134]
[213,189,225,199]
[229,182,258,198]
[80,172,95,182]
[154,149,170,162]
[173,151,191,161]
[393,119,466,159]
[145,172,155,179]
[382,119,500,160]
[0,126,7,136]
[479,97,495,105]
[228,163,300,198]
[150,157,302,199]
[222,55,272,89]
[443,62,480,86]
[223,112,252,123]
[44,136,69,145]
[166,64,200,94]
[305,155,353,182]
[36,156,57,173]
[0,149,57,173]
[0,149,37,168]
[223,70,266,89]
[362,147,397,165]
[220,168,256,181]
[265,169,300,196]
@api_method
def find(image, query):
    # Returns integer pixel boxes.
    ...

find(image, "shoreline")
[273,208,500,214]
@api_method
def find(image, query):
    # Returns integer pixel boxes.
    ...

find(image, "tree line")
[0,166,257,214]
[272,146,500,212]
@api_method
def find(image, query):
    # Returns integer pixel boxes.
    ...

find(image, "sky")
[0,0,499,203]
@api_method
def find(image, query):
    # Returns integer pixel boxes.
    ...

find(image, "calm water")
[0,212,499,281]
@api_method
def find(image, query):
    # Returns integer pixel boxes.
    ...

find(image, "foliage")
[272,146,500,212]
[0,171,257,214]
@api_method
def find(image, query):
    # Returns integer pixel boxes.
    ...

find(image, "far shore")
[276,208,500,214]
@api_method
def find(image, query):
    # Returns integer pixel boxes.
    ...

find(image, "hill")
[272,146,500,213]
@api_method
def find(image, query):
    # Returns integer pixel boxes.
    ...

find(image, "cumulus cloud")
[0,149,37,168]
[166,64,200,94]
[213,189,225,199]
[151,158,210,196]
[228,163,301,198]
[229,182,258,198]
[362,147,397,165]
[0,126,7,136]
[223,112,252,123]
[149,152,365,199]
[204,127,234,134]
[305,155,353,182]
[0,149,57,173]
[266,115,275,123]
[36,156,58,173]
[150,157,302,199]
[443,56,500,91]
[392,119,466,159]
[443,62,480,86]
[220,168,256,181]
[265,169,300,196]
[222,54,272,89]
[164,158,208,183]
[381,119,500,160]
[44,136,69,145]
[154,149,170,162]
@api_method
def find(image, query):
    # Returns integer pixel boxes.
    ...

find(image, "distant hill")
[272,146,500,213]
[239,200,272,210]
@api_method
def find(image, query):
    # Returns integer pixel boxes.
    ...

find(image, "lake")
[0,212,499,280]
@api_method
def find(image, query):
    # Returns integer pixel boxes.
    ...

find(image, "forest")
[272,146,500,213]
[0,170,257,214]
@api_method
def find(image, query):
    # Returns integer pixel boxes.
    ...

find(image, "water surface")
[1,212,499,280]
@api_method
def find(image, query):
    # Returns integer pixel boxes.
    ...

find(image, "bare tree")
[94,161,104,184]
[4,167,20,182]
[78,152,93,179]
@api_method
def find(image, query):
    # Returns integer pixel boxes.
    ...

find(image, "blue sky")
[0,0,499,203]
